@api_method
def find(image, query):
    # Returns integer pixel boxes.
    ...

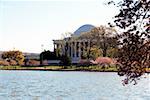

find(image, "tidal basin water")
[0,71,149,100]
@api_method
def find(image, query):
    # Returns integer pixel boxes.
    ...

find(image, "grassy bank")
[0,65,118,72]
[0,65,149,72]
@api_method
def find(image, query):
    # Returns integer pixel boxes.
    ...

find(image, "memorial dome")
[73,24,95,36]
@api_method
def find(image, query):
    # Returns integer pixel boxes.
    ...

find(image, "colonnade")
[53,40,90,59]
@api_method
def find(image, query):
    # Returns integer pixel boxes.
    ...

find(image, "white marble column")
[83,41,86,53]
[54,43,56,51]
[71,42,74,58]
[74,42,76,58]
[88,41,90,54]
[79,41,81,58]
[69,42,72,57]
[76,42,79,57]
[62,43,66,55]
[66,42,69,56]
[67,42,70,56]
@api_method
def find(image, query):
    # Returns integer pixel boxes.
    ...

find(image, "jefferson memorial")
[53,24,95,64]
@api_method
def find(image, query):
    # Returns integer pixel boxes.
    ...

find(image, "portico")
[53,24,95,63]
[53,39,90,63]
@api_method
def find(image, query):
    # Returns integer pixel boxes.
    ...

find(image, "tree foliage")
[79,25,118,58]
[60,54,71,66]
[81,47,101,60]
[109,0,150,85]
[9,60,17,66]
[40,50,60,60]
[0,60,9,66]
[2,50,24,65]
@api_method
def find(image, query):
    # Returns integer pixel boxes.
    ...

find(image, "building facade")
[53,24,95,63]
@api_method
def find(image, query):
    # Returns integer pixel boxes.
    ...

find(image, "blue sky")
[0,0,118,53]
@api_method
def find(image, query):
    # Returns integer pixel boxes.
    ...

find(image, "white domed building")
[73,24,95,36]
[53,24,95,64]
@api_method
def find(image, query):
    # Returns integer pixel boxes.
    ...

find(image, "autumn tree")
[0,60,9,66]
[2,50,24,66]
[9,60,17,66]
[108,0,150,85]
[79,25,118,58]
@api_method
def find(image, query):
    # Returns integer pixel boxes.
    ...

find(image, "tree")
[9,60,17,66]
[60,54,71,66]
[40,50,60,60]
[0,60,9,66]
[82,47,101,60]
[40,50,61,65]
[79,25,118,58]
[107,48,119,58]
[55,48,61,58]
[2,50,24,66]
[109,0,150,85]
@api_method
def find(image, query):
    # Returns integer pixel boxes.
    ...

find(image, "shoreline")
[0,66,149,73]
[1,69,150,73]
[0,69,118,72]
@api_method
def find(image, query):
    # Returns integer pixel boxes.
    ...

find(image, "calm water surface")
[0,70,149,100]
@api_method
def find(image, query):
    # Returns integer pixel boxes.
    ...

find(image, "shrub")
[26,60,40,66]
[9,60,17,66]
[78,59,91,67]
[42,60,48,66]
[60,54,71,66]
[2,50,24,65]
[0,60,9,66]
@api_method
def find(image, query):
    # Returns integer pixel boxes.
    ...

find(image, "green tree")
[40,50,60,60]
[79,25,118,58]
[81,47,101,60]
[55,48,61,58]
[107,48,118,58]
[60,54,71,66]
[2,50,24,65]
[109,0,150,85]
[40,50,61,65]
